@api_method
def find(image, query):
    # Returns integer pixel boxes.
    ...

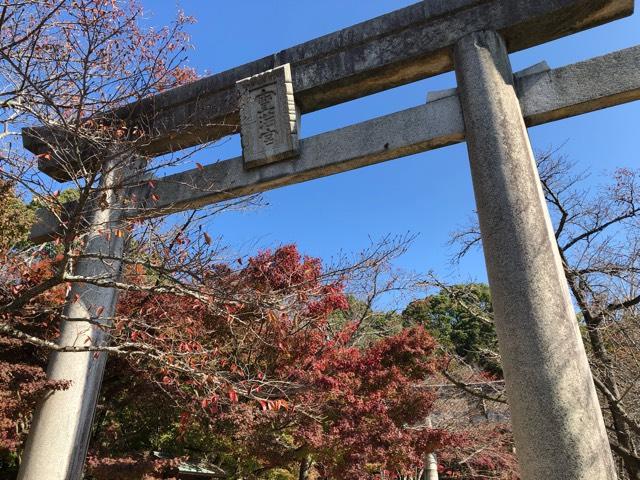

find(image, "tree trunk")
[587,314,639,480]
[299,455,312,480]
[563,257,640,480]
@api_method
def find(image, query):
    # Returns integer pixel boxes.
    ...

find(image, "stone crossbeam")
[30,45,640,243]
[26,0,632,180]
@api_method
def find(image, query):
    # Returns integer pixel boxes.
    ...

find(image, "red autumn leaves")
[114,245,451,478]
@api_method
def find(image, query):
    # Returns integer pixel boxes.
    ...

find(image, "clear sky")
[140,1,640,308]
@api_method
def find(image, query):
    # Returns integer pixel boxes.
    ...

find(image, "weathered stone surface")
[513,60,550,79]
[517,44,640,126]
[454,30,616,480]
[426,87,457,102]
[26,0,633,180]
[18,155,145,480]
[29,45,640,243]
[237,64,300,169]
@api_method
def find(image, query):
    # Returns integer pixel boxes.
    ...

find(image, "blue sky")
[141,1,640,307]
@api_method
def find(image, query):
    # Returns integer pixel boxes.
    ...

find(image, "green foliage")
[263,468,296,480]
[329,295,404,347]
[0,184,80,253]
[0,182,35,251]
[402,283,501,374]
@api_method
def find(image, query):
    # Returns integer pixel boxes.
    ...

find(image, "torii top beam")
[26,0,633,181]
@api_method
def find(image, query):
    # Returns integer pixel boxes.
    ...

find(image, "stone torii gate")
[17,1,640,479]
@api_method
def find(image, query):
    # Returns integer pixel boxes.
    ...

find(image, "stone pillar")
[18,153,143,480]
[424,417,439,480]
[453,30,616,480]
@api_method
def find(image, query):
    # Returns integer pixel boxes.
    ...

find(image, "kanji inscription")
[237,63,299,169]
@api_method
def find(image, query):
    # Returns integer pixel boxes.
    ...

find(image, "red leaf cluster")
[114,245,452,477]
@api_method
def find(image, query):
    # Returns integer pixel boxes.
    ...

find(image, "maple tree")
[94,245,454,479]
[1,239,459,479]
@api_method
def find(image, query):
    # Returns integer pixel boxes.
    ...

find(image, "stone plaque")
[237,63,300,169]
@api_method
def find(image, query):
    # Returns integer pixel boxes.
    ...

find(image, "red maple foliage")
[0,255,69,472]
[108,245,453,478]
[1,243,457,479]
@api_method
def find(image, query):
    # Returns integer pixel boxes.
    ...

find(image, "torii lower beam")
[30,44,640,243]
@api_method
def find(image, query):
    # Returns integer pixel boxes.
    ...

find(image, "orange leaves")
[147,181,160,202]
[266,310,279,325]
[273,399,289,411]
[224,389,292,410]
[178,341,202,353]
[179,412,191,428]
[256,398,289,412]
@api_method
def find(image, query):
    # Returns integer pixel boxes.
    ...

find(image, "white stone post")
[424,417,439,480]
[454,30,616,480]
[18,153,143,480]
